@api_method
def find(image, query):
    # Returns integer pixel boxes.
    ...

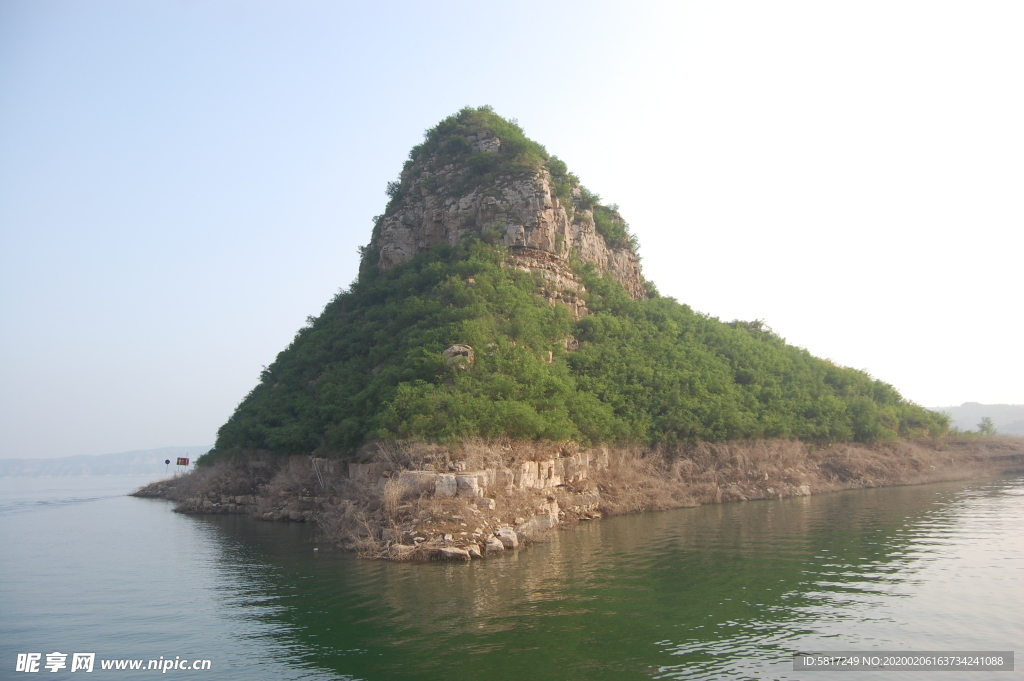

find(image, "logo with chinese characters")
[16,653,94,673]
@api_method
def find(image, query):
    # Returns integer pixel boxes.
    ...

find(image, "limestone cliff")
[367,128,647,314]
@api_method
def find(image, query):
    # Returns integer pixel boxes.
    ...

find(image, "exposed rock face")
[438,547,471,562]
[442,344,475,370]
[368,131,647,312]
[495,526,519,549]
[434,473,457,498]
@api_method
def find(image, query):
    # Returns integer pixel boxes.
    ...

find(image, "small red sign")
[176,457,190,466]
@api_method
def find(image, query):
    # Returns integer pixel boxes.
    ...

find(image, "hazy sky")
[2,1,1022,459]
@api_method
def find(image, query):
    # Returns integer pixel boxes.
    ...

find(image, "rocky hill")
[165,107,971,561]
[206,107,946,460]
[370,123,646,314]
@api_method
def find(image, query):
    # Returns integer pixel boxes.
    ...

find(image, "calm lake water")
[1,473,1021,680]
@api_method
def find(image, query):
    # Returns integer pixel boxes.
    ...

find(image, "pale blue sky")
[2,1,1022,458]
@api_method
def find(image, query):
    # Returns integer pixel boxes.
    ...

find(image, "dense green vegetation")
[209,239,945,460]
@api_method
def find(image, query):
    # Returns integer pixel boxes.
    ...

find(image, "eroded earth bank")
[134,437,1024,561]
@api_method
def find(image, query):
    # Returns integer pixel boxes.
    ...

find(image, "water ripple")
[3,474,1022,680]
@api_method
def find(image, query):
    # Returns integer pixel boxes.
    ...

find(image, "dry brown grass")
[364,438,580,471]
[136,455,279,502]
[362,440,447,469]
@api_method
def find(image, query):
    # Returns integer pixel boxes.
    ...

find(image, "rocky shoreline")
[132,437,1024,562]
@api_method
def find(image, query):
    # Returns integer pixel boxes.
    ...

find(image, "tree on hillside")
[977,417,997,436]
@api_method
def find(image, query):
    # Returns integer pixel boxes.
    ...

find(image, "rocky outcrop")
[132,438,1024,562]
[360,450,604,502]
[442,344,475,369]
[368,130,647,313]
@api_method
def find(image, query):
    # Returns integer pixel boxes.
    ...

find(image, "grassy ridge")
[208,240,945,461]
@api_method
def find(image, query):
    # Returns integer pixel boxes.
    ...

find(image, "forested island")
[137,108,1024,560]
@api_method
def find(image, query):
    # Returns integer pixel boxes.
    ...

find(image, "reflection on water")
[2,475,1021,680]
[199,477,1023,680]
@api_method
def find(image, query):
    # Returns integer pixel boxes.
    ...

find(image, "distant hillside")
[0,446,212,477]
[1000,421,1024,436]
[929,403,1024,435]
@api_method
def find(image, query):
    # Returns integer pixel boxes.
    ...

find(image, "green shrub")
[577,186,600,210]
[592,205,634,249]
[547,156,577,204]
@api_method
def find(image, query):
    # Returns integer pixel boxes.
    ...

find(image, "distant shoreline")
[928,403,1024,436]
[0,446,212,478]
